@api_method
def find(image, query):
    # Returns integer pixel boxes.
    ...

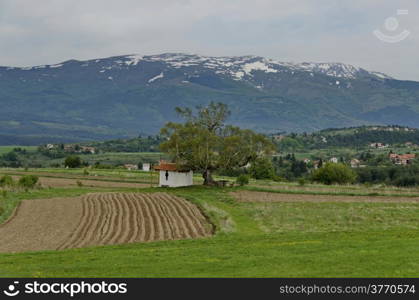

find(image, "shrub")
[236,174,250,186]
[83,168,89,175]
[18,175,39,189]
[271,175,283,182]
[0,175,14,187]
[394,176,419,187]
[311,163,357,185]
[249,157,275,179]
[64,155,82,168]
[76,180,83,187]
[298,178,306,186]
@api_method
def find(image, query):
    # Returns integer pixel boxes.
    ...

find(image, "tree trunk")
[202,169,216,186]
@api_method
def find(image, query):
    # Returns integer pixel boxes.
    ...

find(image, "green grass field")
[0,145,37,154]
[0,180,418,277]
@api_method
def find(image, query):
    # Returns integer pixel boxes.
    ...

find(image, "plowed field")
[0,193,212,253]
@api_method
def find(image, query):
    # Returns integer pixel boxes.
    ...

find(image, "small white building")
[329,157,338,163]
[142,163,151,172]
[350,159,360,168]
[124,164,138,171]
[154,162,193,188]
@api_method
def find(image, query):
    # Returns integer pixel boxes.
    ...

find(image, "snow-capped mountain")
[12,53,391,81]
[0,53,418,144]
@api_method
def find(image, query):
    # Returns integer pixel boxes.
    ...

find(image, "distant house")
[124,164,138,171]
[80,146,96,154]
[142,163,151,172]
[272,135,286,142]
[350,159,361,168]
[46,144,55,150]
[63,144,96,154]
[370,142,388,149]
[389,153,416,165]
[154,162,193,188]
[64,145,75,152]
[329,157,338,163]
[303,158,311,164]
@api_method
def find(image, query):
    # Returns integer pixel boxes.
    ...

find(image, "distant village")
[44,143,97,154]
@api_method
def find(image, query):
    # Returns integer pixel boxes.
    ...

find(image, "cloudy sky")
[0,0,418,80]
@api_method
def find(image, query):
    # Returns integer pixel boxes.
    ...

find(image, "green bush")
[311,163,357,185]
[0,175,14,187]
[298,178,306,186]
[18,175,39,189]
[271,175,283,182]
[249,157,275,179]
[394,176,419,187]
[64,155,82,168]
[236,174,250,186]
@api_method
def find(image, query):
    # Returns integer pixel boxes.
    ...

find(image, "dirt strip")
[231,191,419,203]
[10,176,150,188]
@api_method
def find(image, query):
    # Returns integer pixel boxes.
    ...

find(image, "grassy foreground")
[0,185,418,277]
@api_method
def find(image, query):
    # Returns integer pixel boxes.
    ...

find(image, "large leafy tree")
[160,102,275,185]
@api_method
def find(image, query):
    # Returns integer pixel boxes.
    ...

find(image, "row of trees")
[0,175,39,190]
[88,135,163,153]
[275,127,419,151]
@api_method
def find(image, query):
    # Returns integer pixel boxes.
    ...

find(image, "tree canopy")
[311,163,357,185]
[160,102,274,185]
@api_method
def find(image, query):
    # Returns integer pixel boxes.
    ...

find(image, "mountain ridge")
[3,52,393,81]
[0,52,418,145]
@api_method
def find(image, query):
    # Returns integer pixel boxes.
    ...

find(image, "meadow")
[0,168,418,277]
[0,145,37,155]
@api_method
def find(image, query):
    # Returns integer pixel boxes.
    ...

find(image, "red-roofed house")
[389,153,416,165]
[154,162,193,187]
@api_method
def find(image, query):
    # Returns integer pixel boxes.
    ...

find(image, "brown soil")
[253,184,419,195]
[0,193,212,253]
[10,176,149,188]
[3,170,146,183]
[231,191,419,203]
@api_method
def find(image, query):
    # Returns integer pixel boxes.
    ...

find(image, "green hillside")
[1,54,419,145]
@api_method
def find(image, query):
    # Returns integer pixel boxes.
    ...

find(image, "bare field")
[231,191,419,203]
[10,176,150,188]
[2,169,157,185]
[253,184,419,195]
[0,193,212,253]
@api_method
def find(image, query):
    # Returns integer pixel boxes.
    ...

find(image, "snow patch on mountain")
[233,71,245,80]
[371,71,392,79]
[50,64,63,68]
[148,72,164,83]
[125,54,143,66]
[242,61,278,75]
